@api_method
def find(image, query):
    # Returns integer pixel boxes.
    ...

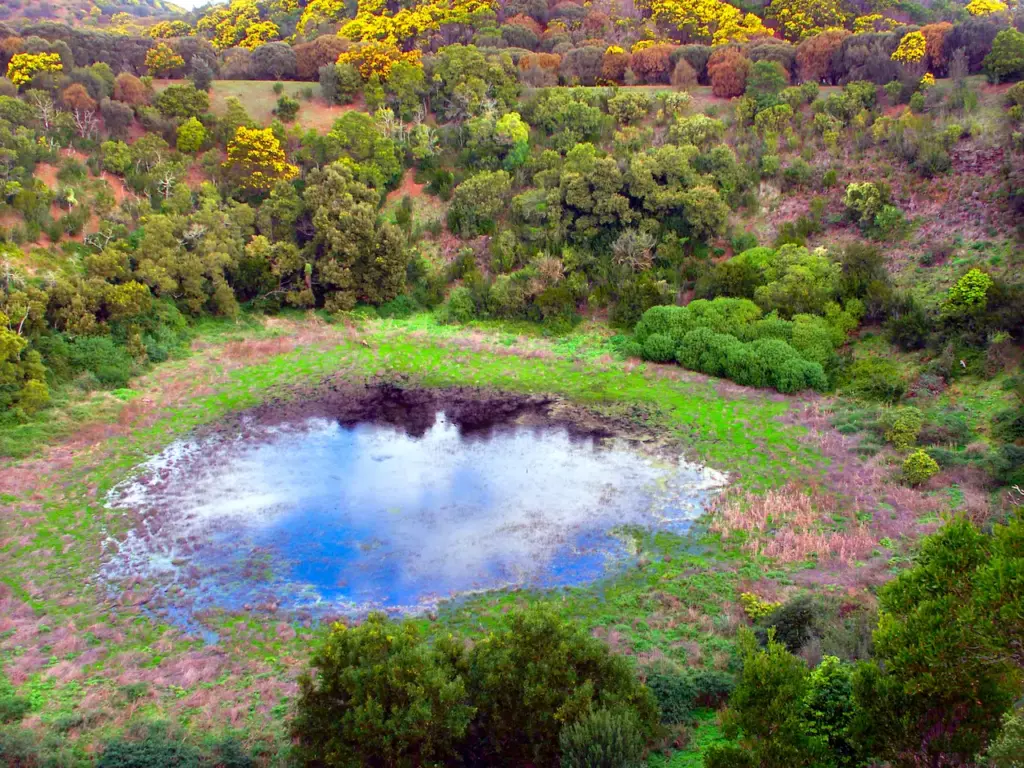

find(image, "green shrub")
[98,728,202,768]
[705,744,757,768]
[274,95,300,122]
[644,662,698,724]
[558,708,646,768]
[903,449,940,486]
[844,358,906,403]
[66,336,134,388]
[437,286,476,324]
[642,332,677,363]
[0,675,29,725]
[885,407,924,449]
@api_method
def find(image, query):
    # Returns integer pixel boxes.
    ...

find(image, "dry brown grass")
[712,483,876,565]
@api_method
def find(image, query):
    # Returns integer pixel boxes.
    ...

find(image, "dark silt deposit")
[102,386,727,627]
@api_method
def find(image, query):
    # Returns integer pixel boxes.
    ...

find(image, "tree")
[649,0,769,45]
[223,126,298,193]
[459,606,659,766]
[746,60,788,108]
[291,614,473,768]
[176,117,207,154]
[767,0,849,43]
[100,98,133,139]
[984,28,1024,83]
[154,84,210,120]
[891,31,927,65]
[6,52,62,89]
[239,20,280,51]
[304,160,407,310]
[190,58,214,92]
[853,514,1024,765]
[682,185,729,241]
[804,656,857,768]
[725,629,817,768]
[796,29,849,84]
[113,73,148,106]
[559,709,647,768]
[250,42,297,80]
[296,35,349,80]
[274,95,299,122]
[145,42,185,77]
[448,170,512,237]
[709,48,751,97]
[62,83,97,113]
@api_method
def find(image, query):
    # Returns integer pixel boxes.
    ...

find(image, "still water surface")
[104,412,726,620]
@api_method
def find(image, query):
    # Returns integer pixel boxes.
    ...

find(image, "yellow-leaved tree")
[767,0,849,42]
[145,42,185,76]
[148,20,193,39]
[965,0,1009,15]
[295,0,349,39]
[647,0,769,45]
[223,127,299,193]
[336,39,422,80]
[239,20,281,50]
[891,31,927,64]
[6,52,63,89]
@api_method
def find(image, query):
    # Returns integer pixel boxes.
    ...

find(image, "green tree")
[746,60,788,109]
[304,160,407,311]
[804,656,856,768]
[176,117,207,154]
[460,606,659,766]
[559,708,646,768]
[448,170,512,237]
[853,515,1024,766]
[984,28,1024,83]
[386,60,426,120]
[154,83,209,120]
[725,629,818,768]
[291,613,473,768]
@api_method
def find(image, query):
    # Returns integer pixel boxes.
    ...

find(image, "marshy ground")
[0,313,974,758]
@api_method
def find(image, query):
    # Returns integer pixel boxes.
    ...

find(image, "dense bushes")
[632,300,834,393]
[292,606,659,767]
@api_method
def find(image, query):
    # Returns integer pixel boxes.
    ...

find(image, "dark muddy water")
[103,394,726,625]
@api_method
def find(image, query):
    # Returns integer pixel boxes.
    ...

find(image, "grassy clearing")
[0,313,825,755]
[152,79,352,130]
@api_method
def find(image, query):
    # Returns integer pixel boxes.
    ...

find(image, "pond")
[102,388,727,627]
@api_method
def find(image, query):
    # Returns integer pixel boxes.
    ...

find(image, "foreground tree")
[291,614,472,768]
[851,514,1024,765]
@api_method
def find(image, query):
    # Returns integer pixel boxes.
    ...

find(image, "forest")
[0,0,1022,766]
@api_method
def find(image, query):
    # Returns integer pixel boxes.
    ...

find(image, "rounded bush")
[644,662,697,724]
[903,449,940,486]
[559,708,646,768]
[676,327,716,370]
[642,333,677,363]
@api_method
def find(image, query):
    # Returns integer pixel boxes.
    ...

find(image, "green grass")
[152,79,348,130]
[0,315,824,758]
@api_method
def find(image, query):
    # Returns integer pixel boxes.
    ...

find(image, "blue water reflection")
[105,412,726,620]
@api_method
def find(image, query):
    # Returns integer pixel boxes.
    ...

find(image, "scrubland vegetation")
[0,0,1023,765]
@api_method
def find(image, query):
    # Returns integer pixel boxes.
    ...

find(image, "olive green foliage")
[558,708,646,768]
[460,606,659,766]
[724,629,817,768]
[448,170,512,237]
[291,607,658,767]
[981,709,1024,768]
[854,515,1024,766]
[902,449,939,485]
[175,116,207,154]
[304,160,407,311]
[884,407,923,449]
[292,614,472,768]
[154,83,209,120]
[984,28,1024,83]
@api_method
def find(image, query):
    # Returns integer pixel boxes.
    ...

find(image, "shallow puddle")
[103,394,726,625]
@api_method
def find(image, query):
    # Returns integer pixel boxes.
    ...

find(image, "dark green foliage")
[855,515,1024,766]
[724,629,816,768]
[704,744,757,768]
[0,675,29,725]
[558,708,646,768]
[65,336,135,388]
[291,614,472,768]
[642,332,676,363]
[643,663,733,725]
[842,357,906,403]
[98,727,202,768]
[760,595,817,653]
[460,606,659,767]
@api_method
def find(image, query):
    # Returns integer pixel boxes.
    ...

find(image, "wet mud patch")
[101,385,727,633]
